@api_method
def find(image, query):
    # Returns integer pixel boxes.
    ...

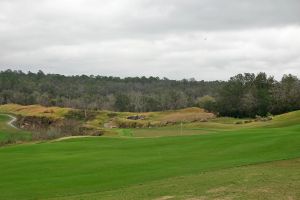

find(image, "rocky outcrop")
[15,115,103,137]
[127,115,146,120]
[16,115,57,130]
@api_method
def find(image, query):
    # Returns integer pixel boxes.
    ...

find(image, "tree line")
[1,70,299,118]
[0,70,222,112]
[202,73,300,117]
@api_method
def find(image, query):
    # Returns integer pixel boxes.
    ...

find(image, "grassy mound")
[266,110,300,127]
[109,107,216,129]
[0,104,71,119]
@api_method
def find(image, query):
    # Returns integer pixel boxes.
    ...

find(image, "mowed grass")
[0,114,31,144]
[0,111,300,200]
[119,127,212,137]
[53,158,300,200]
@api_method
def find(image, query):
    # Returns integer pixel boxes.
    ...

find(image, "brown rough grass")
[161,107,215,123]
[0,104,72,119]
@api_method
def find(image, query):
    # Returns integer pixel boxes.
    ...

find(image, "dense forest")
[0,70,222,112]
[213,73,300,117]
[1,70,300,117]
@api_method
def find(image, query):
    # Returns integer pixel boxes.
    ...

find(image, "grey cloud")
[0,0,299,80]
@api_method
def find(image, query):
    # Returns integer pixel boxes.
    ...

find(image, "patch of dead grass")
[0,104,72,119]
[161,108,215,123]
[154,196,175,200]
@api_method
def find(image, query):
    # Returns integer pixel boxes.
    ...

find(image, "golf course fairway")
[0,113,299,199]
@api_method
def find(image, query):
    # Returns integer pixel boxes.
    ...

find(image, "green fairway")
[0,111,300,199]
[117,127,213,137]
[53,158,300,200]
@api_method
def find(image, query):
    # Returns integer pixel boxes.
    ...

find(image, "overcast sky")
[0,0,299,80]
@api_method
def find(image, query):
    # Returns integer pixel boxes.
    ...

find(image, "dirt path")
[3,114,18,129]
[53,136,94,142]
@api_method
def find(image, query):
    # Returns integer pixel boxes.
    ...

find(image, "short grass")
[52,158,300,200]
[117,127,212,138]
[0,117,300,199]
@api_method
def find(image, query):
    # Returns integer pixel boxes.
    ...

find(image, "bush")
[197,95,217,112]
[65,110,96,121]
[107,112,118,118]
[32,128,64,140]
[59,119,81,134]
[0,134,18,146]
[46,128,62,139]
[255,115,272,122]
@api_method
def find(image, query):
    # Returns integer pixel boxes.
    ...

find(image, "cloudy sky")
[0,0,299,80]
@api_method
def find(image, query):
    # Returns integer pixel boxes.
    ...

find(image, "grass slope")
[88,107,215,129]
[0,118,300,199]
[0,114,31,144]
[118,110,300,138]
[0,104,71,119]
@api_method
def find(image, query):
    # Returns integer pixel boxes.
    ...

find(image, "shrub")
[107,112,118,118]
[0,134,18,146]
[255,115,272,122]
[197,95,217,112]
[65,110,96,121]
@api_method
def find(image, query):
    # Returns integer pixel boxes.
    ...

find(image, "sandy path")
[1,114,19,129]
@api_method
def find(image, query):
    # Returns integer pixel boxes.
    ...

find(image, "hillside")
[0,104,71,119]
[1,103,300,140]
[0,104,218,139]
